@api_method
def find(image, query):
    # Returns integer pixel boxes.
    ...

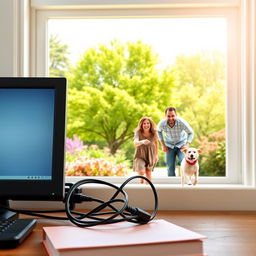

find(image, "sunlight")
[48,18,227,67]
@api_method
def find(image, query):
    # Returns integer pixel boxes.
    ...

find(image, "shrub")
[197,129,226,176]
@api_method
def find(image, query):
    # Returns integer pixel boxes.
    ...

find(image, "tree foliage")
[49,34,70,77]
[67,85,162,154]
[67,40,174,153]
[170,51,225,141]
[169,51,226,175]
[67,40,174,108]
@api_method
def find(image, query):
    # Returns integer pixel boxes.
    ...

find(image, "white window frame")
[30,0,251,186]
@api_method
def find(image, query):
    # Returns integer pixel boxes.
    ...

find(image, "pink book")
[43,219,206,256]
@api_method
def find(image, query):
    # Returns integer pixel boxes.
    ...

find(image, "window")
[32,1,242,185]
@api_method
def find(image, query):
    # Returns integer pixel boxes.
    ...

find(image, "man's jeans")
[166,146,184,176]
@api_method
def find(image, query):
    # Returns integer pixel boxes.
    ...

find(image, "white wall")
[0,0,29,77]
[0,0,17,76]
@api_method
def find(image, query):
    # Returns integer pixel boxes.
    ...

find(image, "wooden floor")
[0,211,256,256]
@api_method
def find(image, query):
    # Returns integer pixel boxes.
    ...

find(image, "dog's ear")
[198,149,202,154]
[181,148,187,153]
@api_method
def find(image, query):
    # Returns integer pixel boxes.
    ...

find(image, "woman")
[133,117,158,184]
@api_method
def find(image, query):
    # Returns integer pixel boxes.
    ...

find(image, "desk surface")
[0,211,256,256]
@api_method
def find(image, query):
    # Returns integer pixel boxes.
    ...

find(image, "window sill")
[130,184,255,189]
[12,179,256,211]
[12,182,256,211]
[75,181,256,211]
[66,175,245,186]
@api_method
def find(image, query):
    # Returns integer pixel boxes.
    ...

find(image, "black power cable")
[65,175,158,227]
[0,175,158,227]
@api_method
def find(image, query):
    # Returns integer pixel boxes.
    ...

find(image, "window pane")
[48,18,227,178]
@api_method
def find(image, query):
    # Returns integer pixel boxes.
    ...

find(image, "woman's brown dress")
[133,130,157,172]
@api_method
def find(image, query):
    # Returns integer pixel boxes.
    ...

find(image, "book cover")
[43,219,206,256]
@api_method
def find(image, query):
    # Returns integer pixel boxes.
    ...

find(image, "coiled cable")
[0,175,158,227]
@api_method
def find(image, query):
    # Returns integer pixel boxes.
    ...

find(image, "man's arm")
[157,121,168,152]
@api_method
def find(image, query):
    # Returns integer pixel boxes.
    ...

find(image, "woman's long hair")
[135,117,158,153]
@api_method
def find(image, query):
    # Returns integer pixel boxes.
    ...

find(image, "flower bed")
[66,157,129,176]
[65,135,131,176]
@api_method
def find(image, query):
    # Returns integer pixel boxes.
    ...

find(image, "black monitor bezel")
[0,77,66,201]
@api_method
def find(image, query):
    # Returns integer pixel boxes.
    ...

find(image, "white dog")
[180,148,201,186]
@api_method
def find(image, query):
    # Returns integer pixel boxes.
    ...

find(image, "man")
[157,107,194,176]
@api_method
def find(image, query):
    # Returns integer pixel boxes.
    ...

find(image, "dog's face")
[183,148,201,162]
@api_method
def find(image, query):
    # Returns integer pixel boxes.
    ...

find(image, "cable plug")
[64,182,95,210]
[125,206,151,224]
[71,194,94,203]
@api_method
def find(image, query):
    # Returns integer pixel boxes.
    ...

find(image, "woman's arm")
[134,138,150,147]
[134,131,150,147]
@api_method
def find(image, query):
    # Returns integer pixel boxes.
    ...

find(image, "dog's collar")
[186,159,198,165]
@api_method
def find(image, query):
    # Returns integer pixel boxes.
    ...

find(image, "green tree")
[67,40,175,110]
[67,86,162,154]
[49,34,70,77]
[170,51,225,141]
[66,40,175,153]
[170,51,226,176]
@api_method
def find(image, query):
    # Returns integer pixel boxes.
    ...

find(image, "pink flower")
[66,135,84,154]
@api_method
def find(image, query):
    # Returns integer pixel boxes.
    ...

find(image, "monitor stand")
[0,199,18,220]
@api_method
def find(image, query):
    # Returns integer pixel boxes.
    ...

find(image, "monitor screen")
[0,78,66,204]
[0,88,55,180]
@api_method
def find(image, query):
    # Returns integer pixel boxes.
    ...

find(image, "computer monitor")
[0,77,67,220]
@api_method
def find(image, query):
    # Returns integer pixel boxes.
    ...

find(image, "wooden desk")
[1,211,256,256]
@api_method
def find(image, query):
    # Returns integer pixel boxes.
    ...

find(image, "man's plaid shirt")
[157,117,194,149]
